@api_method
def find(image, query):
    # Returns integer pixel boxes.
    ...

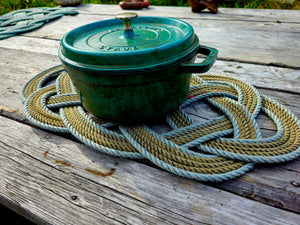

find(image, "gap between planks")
[1,115,300,224]
[1,102,299,214]
[0,10,299,68]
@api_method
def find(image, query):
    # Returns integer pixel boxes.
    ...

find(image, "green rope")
[21,65,300,182]
[0,7,78,40]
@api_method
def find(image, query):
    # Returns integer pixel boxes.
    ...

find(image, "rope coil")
[21,65,300,182]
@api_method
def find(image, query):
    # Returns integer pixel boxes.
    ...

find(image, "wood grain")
[1,116,300,224]
[1,5,300,224]
[1,54,300,214]
[76,4,300,23]
[0,47,299,116]
[0,6,298,67]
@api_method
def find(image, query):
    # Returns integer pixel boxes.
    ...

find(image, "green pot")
[59,12,218,122]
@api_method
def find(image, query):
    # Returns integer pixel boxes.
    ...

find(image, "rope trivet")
[0,7,78,40]
[21,65,300,182]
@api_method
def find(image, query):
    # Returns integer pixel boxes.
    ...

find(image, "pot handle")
[179,45,218,73]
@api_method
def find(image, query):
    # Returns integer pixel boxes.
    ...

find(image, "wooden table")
[1,4,299,224]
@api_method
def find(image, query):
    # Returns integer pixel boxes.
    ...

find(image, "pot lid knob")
[116,12,138,31]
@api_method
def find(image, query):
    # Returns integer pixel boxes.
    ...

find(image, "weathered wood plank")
[0,9,299,68]
[0,46,299,123]
[1,115,300,225]
[1,6,300,220]
[215,159,300,214]
[0,36,60,55]
[189,19,300,69]
[199,58,300,92]
[1,95,300,215]
[0,47,298,115]
[0,46,299,213]
[0,48,59,114]
[76,4,300,23]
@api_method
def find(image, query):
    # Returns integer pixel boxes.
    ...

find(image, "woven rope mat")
[0,7,78,40]
[21,65,300,182]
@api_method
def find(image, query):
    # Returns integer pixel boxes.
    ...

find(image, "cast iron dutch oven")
[59,12,218,122]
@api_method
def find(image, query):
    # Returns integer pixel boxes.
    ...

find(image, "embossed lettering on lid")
[59,13,199,71]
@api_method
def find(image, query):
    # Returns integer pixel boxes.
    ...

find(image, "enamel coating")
[59,15,218,122]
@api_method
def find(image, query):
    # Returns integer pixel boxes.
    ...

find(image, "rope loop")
[21,65,300,182]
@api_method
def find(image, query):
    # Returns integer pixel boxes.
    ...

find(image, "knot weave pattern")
[0,7,78,40]
[21,65,300,182]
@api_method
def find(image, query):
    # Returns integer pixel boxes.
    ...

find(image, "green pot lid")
[59,12,199,72]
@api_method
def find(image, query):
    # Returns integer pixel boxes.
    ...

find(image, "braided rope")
[21,66,300,182]
[0,7,78,40]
